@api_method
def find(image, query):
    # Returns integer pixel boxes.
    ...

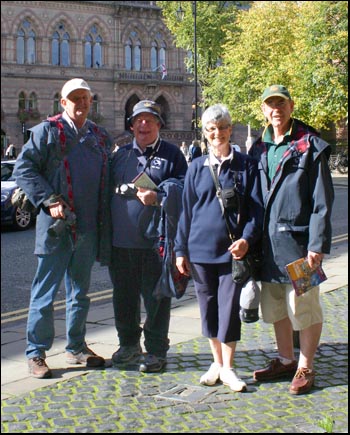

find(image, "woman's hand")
[228,238,249,260]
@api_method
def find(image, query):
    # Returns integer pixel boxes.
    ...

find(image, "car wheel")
[13,206,33,230]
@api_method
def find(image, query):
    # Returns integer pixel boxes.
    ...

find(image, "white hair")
[201,104,232,130]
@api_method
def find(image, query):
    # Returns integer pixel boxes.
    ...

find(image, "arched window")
[28,92,37,110]
[53,93,61,115]
[51,23,70,66]
[90,95,103,123]
[18,92,27,110]
[125,38,132,70]
[151,41,158,71]
[92,95,99,114]
[84,25,103,68]
[159,41,166,66]
[124,32,142,71]
[16,19,36,64]
[134,40,141,71]
[150,35,167,73]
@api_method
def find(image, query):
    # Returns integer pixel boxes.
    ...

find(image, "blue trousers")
[109,247,171,359]
[191,262,242,343]
[26,232,97,359]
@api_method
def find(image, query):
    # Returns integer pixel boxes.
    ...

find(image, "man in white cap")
[14,78,113,378]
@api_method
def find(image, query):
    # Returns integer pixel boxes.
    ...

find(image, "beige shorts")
[260,282,323,331]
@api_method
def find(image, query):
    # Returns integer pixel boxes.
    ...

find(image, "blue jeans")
[26,232,97,359]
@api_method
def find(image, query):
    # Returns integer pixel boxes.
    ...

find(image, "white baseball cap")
[61,78,91,99]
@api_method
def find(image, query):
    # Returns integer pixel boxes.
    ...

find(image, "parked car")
[1,160,37,230]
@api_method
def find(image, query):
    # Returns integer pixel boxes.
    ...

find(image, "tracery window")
[52,23,70,66]
[84,25,103,68]
[53,93,61,115]
[16,19,36,64]
[124,32,142,71]
[150,36,167,72]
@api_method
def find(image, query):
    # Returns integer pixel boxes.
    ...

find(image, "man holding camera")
[109,100,187,373]
[13,78,112,378]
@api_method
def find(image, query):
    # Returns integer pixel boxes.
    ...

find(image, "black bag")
[232,257,251,284]
[232,246,264,284]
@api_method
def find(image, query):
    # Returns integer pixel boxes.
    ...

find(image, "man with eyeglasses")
[109,100,188,373]
[248,85,334,395]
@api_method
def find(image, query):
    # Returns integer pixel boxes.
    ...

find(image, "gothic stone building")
[1,0,198,156]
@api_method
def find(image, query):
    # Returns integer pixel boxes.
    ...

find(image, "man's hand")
[136,187,158,206]
[176,256,191,277]
[307,251,324,269]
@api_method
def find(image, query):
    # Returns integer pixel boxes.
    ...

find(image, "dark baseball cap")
[261,85,292,102]
[128,100,164,126]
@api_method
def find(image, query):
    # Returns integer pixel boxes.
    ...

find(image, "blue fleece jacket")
[175,151,264,263]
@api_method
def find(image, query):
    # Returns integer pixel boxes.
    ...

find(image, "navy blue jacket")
[175,151,264,263]
[249,118,334,283]
[110,139,188,249]
[13,115,112,265]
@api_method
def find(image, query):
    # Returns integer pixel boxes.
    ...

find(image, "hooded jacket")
[249,118,334,283]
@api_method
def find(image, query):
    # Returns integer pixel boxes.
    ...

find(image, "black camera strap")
[209,163,235,242]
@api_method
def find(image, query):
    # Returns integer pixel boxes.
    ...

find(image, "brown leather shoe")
[66,347,105,367]
[289,367,315,395]
[28,357,52,379]
[253,358,297,381]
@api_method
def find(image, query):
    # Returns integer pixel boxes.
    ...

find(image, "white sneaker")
[200,362,222,386]
[220,367,247,392]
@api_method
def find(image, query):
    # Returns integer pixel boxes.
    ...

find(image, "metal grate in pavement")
[155,384,217,403]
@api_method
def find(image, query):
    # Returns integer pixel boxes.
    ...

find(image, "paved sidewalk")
[1,255,348,432]
[1,174,348,433]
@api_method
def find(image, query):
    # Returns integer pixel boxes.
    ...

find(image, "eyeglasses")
[205,125,231,133]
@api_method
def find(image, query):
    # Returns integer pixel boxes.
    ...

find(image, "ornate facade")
[1,0,198,156]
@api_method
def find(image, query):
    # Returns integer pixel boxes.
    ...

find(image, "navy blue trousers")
[109,247,171,358]
[191,262,242,343]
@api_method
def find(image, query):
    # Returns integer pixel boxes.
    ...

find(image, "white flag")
[161,64,167,79]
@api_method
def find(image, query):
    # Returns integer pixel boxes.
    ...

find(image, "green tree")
[294,1,348,128]
[158,1,348,130]
[205,1,348,129]
[157,1,240,98]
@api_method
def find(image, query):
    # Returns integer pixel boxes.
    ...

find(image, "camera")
[47,208,77,238]
[115,183,138,197]
[11,188,36,213]
[218,187,240,212]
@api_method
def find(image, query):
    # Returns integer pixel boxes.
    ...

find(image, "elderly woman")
[175,104,263,392]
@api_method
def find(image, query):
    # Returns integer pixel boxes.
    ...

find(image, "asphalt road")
[1,176,348,316]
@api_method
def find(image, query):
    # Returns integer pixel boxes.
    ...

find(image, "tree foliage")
[158,1,348,130]
[157,2,239,91]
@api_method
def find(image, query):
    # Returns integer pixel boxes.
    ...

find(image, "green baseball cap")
[261,85,291,102]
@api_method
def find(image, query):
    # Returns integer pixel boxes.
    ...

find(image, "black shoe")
[139,354,166,373]
[112,344,142,364]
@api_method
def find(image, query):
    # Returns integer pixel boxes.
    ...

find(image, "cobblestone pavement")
[1,287,348,433]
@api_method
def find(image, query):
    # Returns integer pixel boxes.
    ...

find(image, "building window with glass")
[151,36,167,74]
[84,25,103,68]
[52,23,70,66]
[16,19,36,64]
[124,32,142,71]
